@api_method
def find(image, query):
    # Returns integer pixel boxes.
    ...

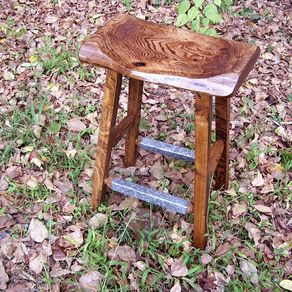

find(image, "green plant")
[280,149,292,171]
[122,0,132,11]
[246,143,260,170]
[176,0,233,36]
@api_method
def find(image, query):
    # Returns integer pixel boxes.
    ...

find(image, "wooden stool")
[79,15,260,249]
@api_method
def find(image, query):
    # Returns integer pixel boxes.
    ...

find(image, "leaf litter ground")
[0,0,291,291]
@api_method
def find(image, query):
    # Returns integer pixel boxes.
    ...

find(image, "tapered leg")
[214,97,230,190]
[92,70,122,209]
[194,93,212,249]
[124,78,144,167]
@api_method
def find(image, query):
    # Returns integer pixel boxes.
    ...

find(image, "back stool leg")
[214,97,230,190]
[92,70,122,209]
[193,93,212,249]
[124,78,144,167]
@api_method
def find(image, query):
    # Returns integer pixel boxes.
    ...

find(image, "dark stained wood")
[92,69,122,209]
[111,115,134,147]
[214,97,230,190]
[194,93,212,249]
[124,78,144,167]
[209,140,224,174]
[79,15,260,96]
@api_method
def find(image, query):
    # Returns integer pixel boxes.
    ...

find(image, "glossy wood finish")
[124,78,144,167]
[194,93,212,249]
[92,70,121,209]
[112,115,134,147]
[209,140,224,174]
[79,15,260,96]
[214,97,230,190]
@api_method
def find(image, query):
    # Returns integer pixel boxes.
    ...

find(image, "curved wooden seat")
[79,15,259,96]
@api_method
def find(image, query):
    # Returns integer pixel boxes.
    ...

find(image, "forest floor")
[0,0,291,291]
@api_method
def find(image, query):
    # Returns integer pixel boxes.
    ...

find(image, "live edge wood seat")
[79,15,260,249]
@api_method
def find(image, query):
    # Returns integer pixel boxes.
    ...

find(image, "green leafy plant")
[176,0,233,36]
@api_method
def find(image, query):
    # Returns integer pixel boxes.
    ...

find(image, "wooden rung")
[209,140,224,174]
[111,115,134,147]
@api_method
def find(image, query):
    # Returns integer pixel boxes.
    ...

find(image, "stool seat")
[79,15,260,96]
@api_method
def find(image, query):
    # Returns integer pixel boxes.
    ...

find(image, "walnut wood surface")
[193,93,212,249]
[124,78,144,167]
[214,97,230,190]
[111,115,134,147]
[209,140,224,174]
[92,69,121,209]
[79,15,260,96]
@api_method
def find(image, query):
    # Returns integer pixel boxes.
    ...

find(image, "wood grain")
[124,78,144,167]
[194,92,212,249]
[209,140,224,174]
[92,69,121,209]
[111,115,134,147]
[79,15,260,96]
[214,97,230,190]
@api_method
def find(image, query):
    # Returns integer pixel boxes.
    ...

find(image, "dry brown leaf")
[201,254,213,265]
[0,260,9,290]
[232,202,248,217]
[149,161,164,179]
[280,280,292,291]
[79,271,103,292]
[254,204,272,214]
[108,245,137,262]
[63,228,83,248]
[170,281,182,292]
[28,219,48,243]
[88,213,108,229]
[67,118,86,132]
[240,260,258,285]
[252,172,264,187]
[45,15,58,24]
[245,222,261,246]
[29,253,47,274]
[171,259,188,277]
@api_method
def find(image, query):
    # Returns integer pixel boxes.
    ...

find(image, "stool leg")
[124,78,144,167]
[214,97,230,190]
[194,93,212,249]
[92,70,122,209]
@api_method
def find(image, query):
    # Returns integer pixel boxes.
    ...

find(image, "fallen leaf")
[64,228,83,248]
[245,222,261,246]
[0,260,9,290]
[240,260,258,285]
[45,15,58,24]
[50,268,71,278]
[108,245,137,262]
[29,253,47,274]
[252,172,264,187]
[170,281,182,292]
[5,166,22,179]
[4,70,14,81]
[28,219,48,243]
[119,197,140,209]
[171,259,188,277]
[280,280,292,291]
[67,118,86,132]
[232,202,247,217]
[201,254,213,265]
[79,271,103,292]
[149,161,164,179]
[88,213,108,229]
[254,204,272,214]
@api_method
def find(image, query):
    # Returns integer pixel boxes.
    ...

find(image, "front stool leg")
[92,70,122,209]
[194,93,212,249]
[214,97,230,190]
[124,78,144,167]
